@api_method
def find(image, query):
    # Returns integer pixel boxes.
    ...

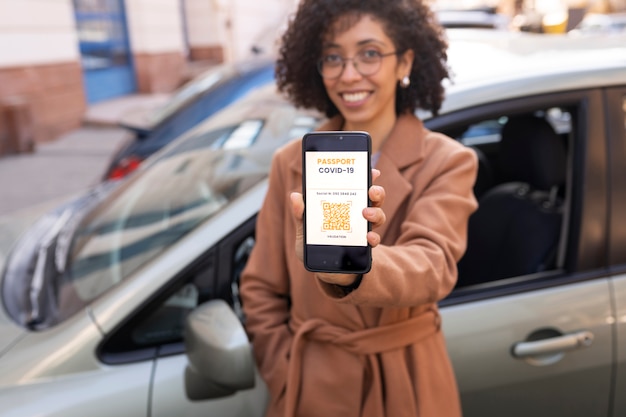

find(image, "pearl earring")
[400,75,411,88]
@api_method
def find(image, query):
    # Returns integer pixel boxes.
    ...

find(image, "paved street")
[0,126,128,216]
[0,93,169,217]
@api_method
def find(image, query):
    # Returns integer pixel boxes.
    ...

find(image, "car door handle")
[511,330,594,358]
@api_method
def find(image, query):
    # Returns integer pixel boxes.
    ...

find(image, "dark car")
[103,57,275,180]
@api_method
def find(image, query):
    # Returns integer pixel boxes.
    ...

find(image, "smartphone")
[302,131,372,274]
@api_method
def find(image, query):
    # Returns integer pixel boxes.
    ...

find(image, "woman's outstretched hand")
[290,168,386,286]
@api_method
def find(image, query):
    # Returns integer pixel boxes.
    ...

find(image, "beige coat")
[240,114,478,417]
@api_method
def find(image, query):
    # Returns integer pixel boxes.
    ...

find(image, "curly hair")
[275,0,449,118]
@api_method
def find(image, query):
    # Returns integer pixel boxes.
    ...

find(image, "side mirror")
[184,299,255,400]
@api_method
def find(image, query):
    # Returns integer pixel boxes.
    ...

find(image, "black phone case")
[301,131,372,274]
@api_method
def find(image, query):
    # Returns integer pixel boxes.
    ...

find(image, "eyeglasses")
[317,49,398,80]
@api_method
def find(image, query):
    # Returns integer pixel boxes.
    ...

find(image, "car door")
[95,215,268,417]
[429,89,614,417]
[443,280,611,416]
[606,86,626,417]
[149,217,268,417]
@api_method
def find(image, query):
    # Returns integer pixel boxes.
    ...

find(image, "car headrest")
[469,146,494,199]
[498,114,566,190]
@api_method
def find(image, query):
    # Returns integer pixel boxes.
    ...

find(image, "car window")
[73,119,267,290]
[459,107,571,147]
[436,104,575,289]
[60,124,258,316]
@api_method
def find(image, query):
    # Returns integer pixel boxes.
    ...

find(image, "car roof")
[437,30,626,115]
[123,57,275,131]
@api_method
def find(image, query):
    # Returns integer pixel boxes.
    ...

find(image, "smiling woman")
[241,1,478,416]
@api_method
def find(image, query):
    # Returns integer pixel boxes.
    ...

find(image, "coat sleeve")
[240,146,293,405]
[318,140,478,307]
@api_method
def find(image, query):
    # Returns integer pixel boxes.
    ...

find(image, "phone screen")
[302,132,371,273]
[304,150,369,245]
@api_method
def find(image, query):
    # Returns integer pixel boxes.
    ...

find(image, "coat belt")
[284,309,441,417]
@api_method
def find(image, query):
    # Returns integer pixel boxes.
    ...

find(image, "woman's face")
[320,14,413,131]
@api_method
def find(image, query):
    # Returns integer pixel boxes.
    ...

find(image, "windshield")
[68,125,251,301]
[1,88,321,329]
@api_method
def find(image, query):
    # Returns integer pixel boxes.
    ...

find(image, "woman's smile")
[340,90,371,105]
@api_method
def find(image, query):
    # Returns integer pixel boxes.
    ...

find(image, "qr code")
[322,201,351,231]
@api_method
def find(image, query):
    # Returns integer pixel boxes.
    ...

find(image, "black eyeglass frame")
[316,50,399,80]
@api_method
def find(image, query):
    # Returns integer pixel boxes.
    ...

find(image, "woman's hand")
[290,169,386,286]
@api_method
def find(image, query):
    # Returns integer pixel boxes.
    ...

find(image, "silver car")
[1,30,625,417]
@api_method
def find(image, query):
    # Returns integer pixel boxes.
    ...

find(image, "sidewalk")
[0,93,169,217]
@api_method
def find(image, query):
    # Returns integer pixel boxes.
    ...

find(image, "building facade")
[0,0,294,152]
[1,0,623,152]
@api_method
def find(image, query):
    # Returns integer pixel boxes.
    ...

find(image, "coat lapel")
[374,114,426,239]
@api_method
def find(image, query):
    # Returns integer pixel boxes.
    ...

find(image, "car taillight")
[107,155,143,180]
